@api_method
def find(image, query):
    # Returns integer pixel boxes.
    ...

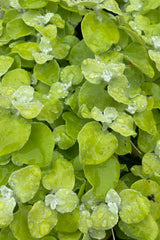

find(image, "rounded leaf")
[12,122,55,167]
[34,60,60,86]
[82,12,119,53]
[78,121,118,165]
[84,156,120,198]
[8,165,41,203]
[0,109,31,156]
[28,201,57,238]
[119,189,150,224]
[131,179,160,220]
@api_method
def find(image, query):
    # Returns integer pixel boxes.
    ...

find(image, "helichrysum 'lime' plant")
[0,0,160,239]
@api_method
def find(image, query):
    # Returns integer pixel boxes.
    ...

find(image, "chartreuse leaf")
[2,68,30,89]
[0,109,31,156]
[78,122,118,165]
[78,205,92,233]
[42,158,75,192]
[142,0,160,11]
[0,195,16,228]
[60,65,83,85]
[0,227,17,240]
[34,60,60,86]
[138,129,159,153]
[11,85,43,119]
[51,38,70,59]
[109,112,136,137]
[134,110,157,135]
[91,106,118,124]
[81,11,119,53]
[91,202,118,230]
[155,140,160,157]
[9,205,38,240]
[84,156,120,198]
[123,43,154,78]
[119,215,158,240]
[100,0,122,15]
[81,58,106,84]
[69,40,94,65]
[81,188,102,209]
[8,165,41,203]
[119,189,150,224]
[53,125,75,150]
[58,231,81,240]
[46,189,79,213]
[131,179,160,220]
[12,122,55,167]
[18,0,48,9]
[36,97,63,123]
[63,112,88,139]
[28,200,57,238]
[6,18,34,39]
[108,75,129,104]
[0,55,14,77]
[114,132,132,155]
[142,153,160,177]
[35,24,57,41]
[79,81,112,112]
[12,42,39,60]
[55,208,80,233]
[148,50,160,72]
[0,162,19,186]
[142,82,160,109]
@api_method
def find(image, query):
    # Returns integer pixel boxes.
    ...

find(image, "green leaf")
[69,40,94,65]
[134,110,157,135]
[78,81,112,112]
[55,208,80,233]
[18,0,48,9]
[8,165,41,203]
[0,227,17,240]
[58,231,82,240]
[2,68,30,89]
[53,125,75,150]
[114,132,132,155]
[60,65,83,85]
[0,162,19,186]
[84,156,120,198]
[143,0,160,11]
[36,97,63,123]
[42,158,75,192]
[142,153,160,176]
[142,82,160,109]
[123,43,154,78]
[131,179,160,220]
[28,200,57,238]
[35,24,57,41]
[0,196,16,228]
[6,19,34,40]
[63,112,88,139]
[110,112,136,137]
[12,42,39,60]
[9,205,38,240]
[12,122,55,167]
[78,121,118,165]
[91,203,118,230]
[0,55,14,77]
[119,215,158,240]
[108,75,129,104]
[138,129,159,153]
[119,189,150,224]
[0,109,31,156]
[34,60,60,86]
[82,11,119,53]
